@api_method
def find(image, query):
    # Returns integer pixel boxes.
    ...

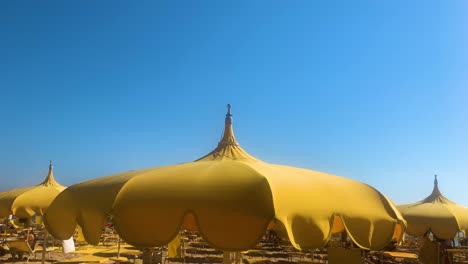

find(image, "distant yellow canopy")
[0,162,66,218]
[398,175,468,239]
[45,105,405,251]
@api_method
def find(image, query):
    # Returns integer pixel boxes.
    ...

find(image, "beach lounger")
[7,239,35,262]
[382,251,418,263]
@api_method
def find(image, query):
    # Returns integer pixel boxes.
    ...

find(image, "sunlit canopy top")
[45,105,405,251]
[0,161,66,218]
[398,175,468,239]
[196,104,257,161]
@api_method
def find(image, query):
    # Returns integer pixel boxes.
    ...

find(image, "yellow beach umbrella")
[45,105,405,251]
[398,175,468,239]
[0,161,66,218]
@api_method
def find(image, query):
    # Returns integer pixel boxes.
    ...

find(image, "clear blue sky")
[1,1,467,206]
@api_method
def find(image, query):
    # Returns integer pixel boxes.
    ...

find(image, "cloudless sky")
[1,1,467,206]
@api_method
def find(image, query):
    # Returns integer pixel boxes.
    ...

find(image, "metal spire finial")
[225,104,232,124]
[434,174,438,185]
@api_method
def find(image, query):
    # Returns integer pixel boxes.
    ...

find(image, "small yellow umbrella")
[398,175,468,239]
[45,105,405,251]
[0,161,66,219]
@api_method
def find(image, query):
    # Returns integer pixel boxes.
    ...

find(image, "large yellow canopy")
[45,105,405,251]
[397,176,468,239]
[0,162,66,218]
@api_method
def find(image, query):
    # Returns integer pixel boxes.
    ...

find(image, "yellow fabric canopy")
[45,105,405,251]
[397,176,468,239]
[0,162,66,218]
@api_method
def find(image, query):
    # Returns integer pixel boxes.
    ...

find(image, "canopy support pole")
[41,230,48,264]
[223,251,231,264]
[235,251,242,264]
[117,236,121,258]
[142,248,153,264]
[223,251,242,264]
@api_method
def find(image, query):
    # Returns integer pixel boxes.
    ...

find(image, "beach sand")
[0,240,319,264]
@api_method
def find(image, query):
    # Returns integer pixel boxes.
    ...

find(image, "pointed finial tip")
[225,104,233,124]
[434,174,438,185]
[50,160,52,166]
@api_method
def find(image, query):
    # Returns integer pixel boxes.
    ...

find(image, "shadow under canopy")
[44,105,405,251]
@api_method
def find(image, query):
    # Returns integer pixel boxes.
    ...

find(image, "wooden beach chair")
[382,251,418,263]
[7,239,36,262]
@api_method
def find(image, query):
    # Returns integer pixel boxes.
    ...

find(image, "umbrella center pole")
[223,251,242,264]
[142,248,153,264]
[223,251,230,264]
[41,230,48,264]
[117,237,121,258]
[437,242,440,264]
[235,251,242,264]
[142,248,163,264]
